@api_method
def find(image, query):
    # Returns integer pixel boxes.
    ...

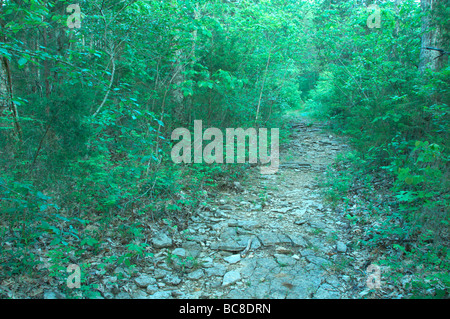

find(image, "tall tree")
[0,0,22,141]
[419,0,446,72]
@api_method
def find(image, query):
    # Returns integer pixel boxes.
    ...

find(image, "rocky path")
[112,117,363,299]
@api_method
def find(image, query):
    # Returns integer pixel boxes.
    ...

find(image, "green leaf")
[18,57,28,67]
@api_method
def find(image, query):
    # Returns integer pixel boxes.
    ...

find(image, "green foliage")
[1,0,447,299]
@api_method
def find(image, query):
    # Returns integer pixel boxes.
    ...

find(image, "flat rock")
[171,248,186,257]
[257,232,292,246]
[201,257,214,268]
[182,241,203,258]
[152,232,173,248]
[290,234,308,247]
[205,264,227,277]
[211,234,261,252]
[299,249,315,257]
[222,270,241,287]
[224,254,241,264]
[134,274,156,288]
[154,269,170,279]
[187,269,204,281]
[294,219,308,225]
[274,254,297,266]
[305,255,332,268]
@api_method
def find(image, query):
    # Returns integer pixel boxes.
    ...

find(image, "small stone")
[182,242,203,258]
[290,234,308,247]
[134,274,156,288]
[164,274,182,286]
[205,264,227,277]
[210,278,222,288]
[222,270,241,287]
[201,257,214,268]
[43,291,59,299]
[171,248,186,258]
[224,254,241,264]
[187,269,204,281]
[146,284,159,294]
[152,232,173,249]
[158,261,172,271]
[154,269,170,279]
[336,241,347,253]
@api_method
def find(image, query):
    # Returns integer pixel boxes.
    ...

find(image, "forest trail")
[114,116,369,299]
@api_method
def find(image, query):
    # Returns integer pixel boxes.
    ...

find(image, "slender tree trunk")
[0,1,23,141]
[419,0,445,73]
[0,57,23,141]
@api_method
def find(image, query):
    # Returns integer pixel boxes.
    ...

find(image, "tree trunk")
[0,0,22,141]
[419,0,445,73]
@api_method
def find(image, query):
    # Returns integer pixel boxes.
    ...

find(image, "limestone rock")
[222,270,241,287]
[187,269,204,281]
[152,232,173,249]
[224,254,241,264]
[336,241,347,253]
[134,274,156,288]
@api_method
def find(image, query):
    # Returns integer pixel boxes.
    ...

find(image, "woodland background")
[0,0,448,298]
